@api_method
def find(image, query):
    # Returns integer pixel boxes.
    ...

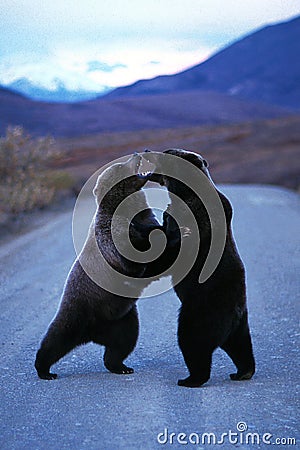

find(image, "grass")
[1,116,299,230]
[0,127,74,222]
[57,115,300,191]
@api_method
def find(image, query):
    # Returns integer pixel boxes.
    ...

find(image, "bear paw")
[37,371,58,380]
[107,364,134,375]
[178,376,209,388]
[230,370,254,381]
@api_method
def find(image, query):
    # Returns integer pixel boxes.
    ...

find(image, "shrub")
[0,127,70,216]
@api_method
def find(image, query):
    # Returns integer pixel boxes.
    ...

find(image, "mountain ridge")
[2,15,299,107]
[5,78,108,103]
[0,15,298,136]
[103,15,300,110]
[0,88,290,137]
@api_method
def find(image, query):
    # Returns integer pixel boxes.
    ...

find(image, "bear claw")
[106,364,134,374]
[38,372,58,380]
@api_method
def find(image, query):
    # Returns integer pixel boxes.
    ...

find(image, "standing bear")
[35,153,160,380]
[148,148,255,387]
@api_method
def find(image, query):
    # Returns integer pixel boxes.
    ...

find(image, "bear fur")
[149,148,255,387]
[35,154,160,380]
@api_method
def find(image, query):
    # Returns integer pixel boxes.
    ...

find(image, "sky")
[1,0,300,93]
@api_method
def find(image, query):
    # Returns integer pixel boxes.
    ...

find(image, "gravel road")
[0,185,299,449]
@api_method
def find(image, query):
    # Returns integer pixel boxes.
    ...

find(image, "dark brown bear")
[35,153,160,380]
[148,148,255,387]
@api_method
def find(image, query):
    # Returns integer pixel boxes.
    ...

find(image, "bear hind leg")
[35,320,87,380]
[177,312,216,387]
[104,349,134,374]
[177,349,213,388]
[221,313,255,381]
[101,307,139,375]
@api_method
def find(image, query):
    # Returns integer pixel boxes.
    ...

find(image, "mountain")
[0,86,289,137]
[104,16,300,110]
[1,16,298,137]
[6,78,108,103]
[0,85,28,100]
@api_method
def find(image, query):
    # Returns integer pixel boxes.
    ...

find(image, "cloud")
[1,0,299,94]
[87,61,127,73]
[0,55,111,92]
[0,43,212,93]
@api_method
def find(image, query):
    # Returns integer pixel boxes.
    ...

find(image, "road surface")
[0,185,299,449]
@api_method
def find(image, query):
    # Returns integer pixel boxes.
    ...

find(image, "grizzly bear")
[35,153,160,380]
[148,148,255,387]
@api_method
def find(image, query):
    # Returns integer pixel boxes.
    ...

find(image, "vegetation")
[0,127,73,219]
[58,116,300,191]
[1,116,299,232]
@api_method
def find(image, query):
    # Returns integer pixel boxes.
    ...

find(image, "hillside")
[0,88,289,137]
[56,115,300,192]
[1,16,298,137]
[105,16,300,110]
[1,115,299,235]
